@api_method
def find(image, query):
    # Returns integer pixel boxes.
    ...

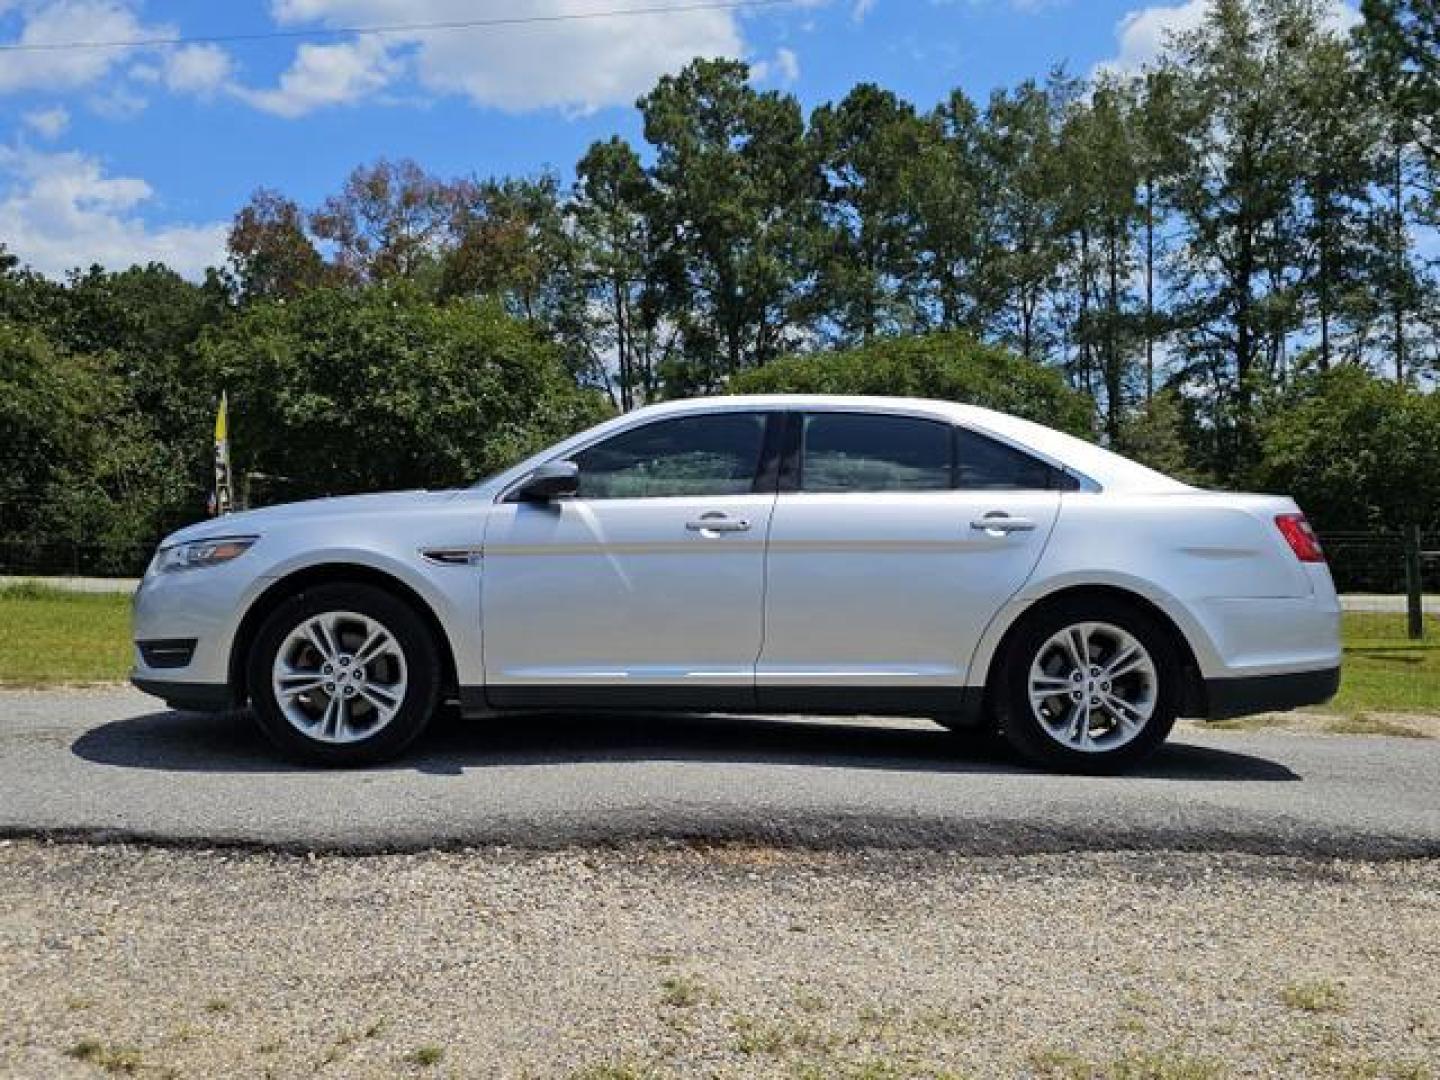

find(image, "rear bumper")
[1203,666,1340,720]
[131,676,235,713]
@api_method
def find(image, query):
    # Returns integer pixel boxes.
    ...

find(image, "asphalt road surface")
[1,688,1435,858]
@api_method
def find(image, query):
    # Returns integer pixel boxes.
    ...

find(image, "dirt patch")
[1186,711,1440,739]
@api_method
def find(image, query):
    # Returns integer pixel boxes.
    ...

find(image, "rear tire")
[246,582,441,766]
[993,596,1179,774]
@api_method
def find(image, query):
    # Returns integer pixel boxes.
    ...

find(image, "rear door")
[757,410,1064,710]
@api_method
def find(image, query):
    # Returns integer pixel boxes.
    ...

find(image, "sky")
[0,0,1361,280]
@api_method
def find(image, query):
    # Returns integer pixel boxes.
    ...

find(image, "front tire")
[994,597,1179,773]
[247,583,441,766]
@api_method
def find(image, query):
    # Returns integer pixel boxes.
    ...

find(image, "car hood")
[160,489,466,547]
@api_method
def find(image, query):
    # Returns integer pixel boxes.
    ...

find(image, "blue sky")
[0,0,1356,279]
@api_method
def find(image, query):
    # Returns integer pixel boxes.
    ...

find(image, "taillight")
[1275,513,1325,563]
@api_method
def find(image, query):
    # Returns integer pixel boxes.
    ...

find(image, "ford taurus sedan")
[132,395,1341,771]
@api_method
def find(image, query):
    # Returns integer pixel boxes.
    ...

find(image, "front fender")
[236,545,483,688]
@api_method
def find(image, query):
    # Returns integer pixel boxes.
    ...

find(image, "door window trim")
[500,410,786,503]
[778,410,1086,494]
[786,411,956,495]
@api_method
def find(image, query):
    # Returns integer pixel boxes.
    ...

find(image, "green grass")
[659,974,705,1008]
[568,1065,656,1080]
[65,1039,143,1074]
[1331,613,1440,716]
[0,584,131,685]
[1281,979,1348,1014]
[404,1045,445,1068]
[1027,1047,1223,1080]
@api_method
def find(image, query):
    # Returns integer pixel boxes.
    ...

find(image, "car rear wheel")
[994,597,1179,773]
[247,583,440,765]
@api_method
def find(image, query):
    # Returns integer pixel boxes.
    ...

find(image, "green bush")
[0,321,183,552]
[197,286,612,500]
[730,331,1094,437]
[1257,367,1440,531]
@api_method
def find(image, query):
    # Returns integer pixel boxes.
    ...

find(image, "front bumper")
[1203,666,1341,720]
[131,676,235,713]
[130,557,267,700]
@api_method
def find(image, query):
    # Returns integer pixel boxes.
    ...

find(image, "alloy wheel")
[270,610,409,745]
[1026,620,1158,753]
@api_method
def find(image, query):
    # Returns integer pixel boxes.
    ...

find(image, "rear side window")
[800,413,954,493]
[572,413,768,499]
[956,428,1076,491]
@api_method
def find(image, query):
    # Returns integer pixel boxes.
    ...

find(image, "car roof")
[622,395,1190,494]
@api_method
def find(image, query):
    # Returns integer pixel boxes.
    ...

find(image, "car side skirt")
[1202,667,1341,720]
[467,685,986,723]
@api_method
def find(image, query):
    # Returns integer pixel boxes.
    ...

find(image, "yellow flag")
[212,392,233,516]
[214,390,229,444]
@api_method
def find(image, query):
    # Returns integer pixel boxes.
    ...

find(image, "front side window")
[572,413,768,499]
[800,413,953,493]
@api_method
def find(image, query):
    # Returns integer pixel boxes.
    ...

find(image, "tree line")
[2,0,1439,568]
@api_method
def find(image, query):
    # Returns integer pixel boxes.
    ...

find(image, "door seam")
[752,489,781,695]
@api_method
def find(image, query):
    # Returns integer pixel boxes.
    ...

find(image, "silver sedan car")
[132,395,1341,771]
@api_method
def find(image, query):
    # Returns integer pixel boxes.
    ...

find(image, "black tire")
[992,596,1179,774]
[246,582,441,766]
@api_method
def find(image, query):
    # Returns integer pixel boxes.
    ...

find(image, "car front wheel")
[247,582,441,765]
[995,598,1179,773]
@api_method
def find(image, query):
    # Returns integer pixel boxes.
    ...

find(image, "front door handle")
[970,515,1037,535]
[686,514,752,535]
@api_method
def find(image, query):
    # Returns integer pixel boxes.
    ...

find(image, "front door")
[482,410,779,709]
[757,410,1063,712]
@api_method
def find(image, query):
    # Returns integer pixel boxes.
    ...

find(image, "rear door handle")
[970,515,1037,534]
[687,514,752,534]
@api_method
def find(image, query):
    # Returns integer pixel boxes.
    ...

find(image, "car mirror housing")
[513,460,579,503]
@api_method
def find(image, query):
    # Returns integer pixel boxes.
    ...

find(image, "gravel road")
[2,688,1438,858]
[2,841,1436,1078]
[4,691,1440,1077]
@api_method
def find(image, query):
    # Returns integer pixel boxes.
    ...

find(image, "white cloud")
[0,0,172,94]
[86,82,147,118]
[230,35,401,117]
[0,145,227,279]
[1099,0,1208,74]
[163,43,234,96]
[773,46,801,84]
[1098,0,1361,75]
[238,0,745,115]
[1328,2,1364,34]
[21,105,70,138]
[754,46,801,86]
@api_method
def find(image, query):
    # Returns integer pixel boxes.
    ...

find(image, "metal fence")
[3,527,1439,593]
[1320,531,1440,595]
[0,538,158,578]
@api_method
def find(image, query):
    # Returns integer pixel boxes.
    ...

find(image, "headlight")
[154,536,258,573]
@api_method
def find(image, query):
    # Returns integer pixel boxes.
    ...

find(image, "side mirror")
[512,460,579,503]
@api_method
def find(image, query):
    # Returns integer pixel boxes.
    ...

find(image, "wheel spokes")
[353,625,393,668]
[1104,647,1147,682]
[1067,698,1092,746]
[304,617,340,663]
[1062,626,1090,672]
[276,667,327,698]
[359,684,399,721]
[272,610,408,746]
[1103,692,1147,730]
[1028,620,1158,753]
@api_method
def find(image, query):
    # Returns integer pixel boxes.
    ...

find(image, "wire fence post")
[1403,523,1425,641]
